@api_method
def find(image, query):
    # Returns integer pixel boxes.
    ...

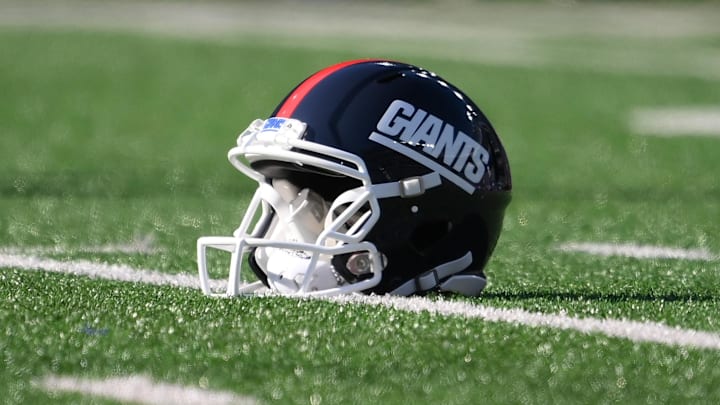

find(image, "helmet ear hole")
[409,220,452,254]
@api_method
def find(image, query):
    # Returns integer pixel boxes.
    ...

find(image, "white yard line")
[631,107,720,137]
[37,374,258,405]
[327,295,720,351]
[557,242,717,261]
[0,237,162,255]
[0,252,222,289]
[2,250,720,351]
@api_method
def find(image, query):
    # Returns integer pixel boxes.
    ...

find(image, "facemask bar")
[197,184,269,296]
[229,118,374,185]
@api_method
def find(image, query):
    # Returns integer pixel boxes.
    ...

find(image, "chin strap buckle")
[399,176,425,198]
[372,172,442,199]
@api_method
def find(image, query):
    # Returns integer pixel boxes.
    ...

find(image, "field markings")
[2,249,720,351]
[0,252,222,290]
[631,107,720,137]
[0,234,162,256]
[557,241,717,261]
[36,374,258,405]
[328,295,720,351]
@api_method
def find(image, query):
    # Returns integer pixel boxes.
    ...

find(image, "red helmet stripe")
[275,59,379,118]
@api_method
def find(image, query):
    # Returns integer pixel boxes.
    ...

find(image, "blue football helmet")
[198,60,511,297]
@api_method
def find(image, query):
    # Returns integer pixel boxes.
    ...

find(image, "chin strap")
[389,251,486,297]
[371,172,442,199]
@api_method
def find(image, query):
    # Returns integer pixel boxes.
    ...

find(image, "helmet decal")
[370,99,490,194]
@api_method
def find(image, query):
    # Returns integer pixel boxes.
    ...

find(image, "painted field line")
[3,252,720,351]
[37,374,258,405]
[0,252,224,290]
[630,107,720,137]
[0,234,162,255]
[557,242,717,261]
[328,294,720,351]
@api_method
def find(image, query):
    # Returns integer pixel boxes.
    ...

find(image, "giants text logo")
[369,99,489,194]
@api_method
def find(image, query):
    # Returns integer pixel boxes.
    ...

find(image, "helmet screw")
[346,253,372,275]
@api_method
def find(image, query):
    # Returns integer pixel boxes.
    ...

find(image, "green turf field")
[2,2,720,404]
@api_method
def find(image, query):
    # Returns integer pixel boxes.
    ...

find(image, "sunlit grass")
[1,28,720,404]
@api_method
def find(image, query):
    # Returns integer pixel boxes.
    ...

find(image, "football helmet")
[197,59,511,297]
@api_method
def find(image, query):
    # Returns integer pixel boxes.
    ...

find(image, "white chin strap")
[389,252,487,296]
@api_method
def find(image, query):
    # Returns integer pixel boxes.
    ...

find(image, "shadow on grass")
[482,289,718,303]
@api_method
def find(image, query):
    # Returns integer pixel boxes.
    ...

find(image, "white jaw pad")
[264,250,338,293]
